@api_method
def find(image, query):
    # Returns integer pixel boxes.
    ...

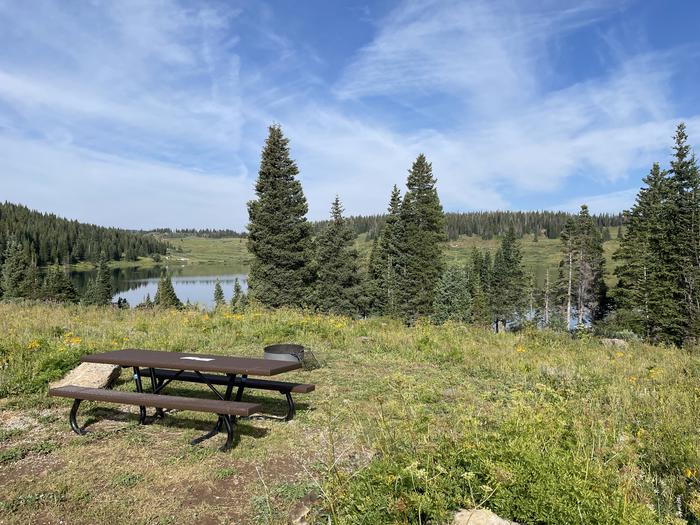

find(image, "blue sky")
[1,0,699,229]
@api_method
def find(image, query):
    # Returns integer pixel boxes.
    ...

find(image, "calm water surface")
[71,265,248,308]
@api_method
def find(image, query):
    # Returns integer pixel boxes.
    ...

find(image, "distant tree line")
[313,209,622,241]
[148,228,247,239]
[0,202,168,266]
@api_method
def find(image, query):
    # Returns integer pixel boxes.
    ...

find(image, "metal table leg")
[149,368,165,419]
[133,367,147,424]
[190,373,238,449]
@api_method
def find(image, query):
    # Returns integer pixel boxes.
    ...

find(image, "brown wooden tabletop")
[81,348,301,376]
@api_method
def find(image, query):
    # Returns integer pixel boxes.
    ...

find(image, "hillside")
[0,202,168,266]
[165,227,622,287]
[0,304,698,524]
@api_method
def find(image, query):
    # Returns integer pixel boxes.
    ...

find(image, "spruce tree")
[154,276,182,309]
[365,185,403,316]
[247,125,313,308]
[667,123,700,342]
[395,154,446,322]
[230,278,244,311]
[490,228,526,330]
[310,196,362,316]
[432,265,471,324]
[137,293,153,309]
[1,240,29,299]
[613,163,680,341]
[465,249,493,325]
[365,236,382,313]
[558,205,607,327]
[22,257,43,300]
[42,265,79,303]
[84,256,113,306]
[213,279,225,308]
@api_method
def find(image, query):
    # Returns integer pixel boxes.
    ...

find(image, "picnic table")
[49,348,315,451]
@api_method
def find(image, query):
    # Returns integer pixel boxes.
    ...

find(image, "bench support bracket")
[69,399,87,435]
[191,414,236,452]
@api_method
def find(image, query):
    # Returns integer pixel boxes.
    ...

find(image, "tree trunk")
[566,251,572,328]
[544,268,550,326]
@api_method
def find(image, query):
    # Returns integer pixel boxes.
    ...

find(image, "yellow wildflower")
[26,339,41,350]
[685,468,697,478]
[515,345,525,353]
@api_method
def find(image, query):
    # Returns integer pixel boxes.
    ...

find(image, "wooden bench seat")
[142,368,315,393]
[49,385,261,416]
[49,385,259,450]
[141,368,315,421]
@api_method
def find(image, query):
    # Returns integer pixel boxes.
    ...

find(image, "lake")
[71,265,248,308]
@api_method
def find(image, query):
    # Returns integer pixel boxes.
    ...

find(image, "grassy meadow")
[71,236,252,273]
[97,227,621,288]
[0,302,698,524]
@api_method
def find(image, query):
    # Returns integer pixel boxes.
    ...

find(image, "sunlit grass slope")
[0,302,697,524]
[151,226,622,288]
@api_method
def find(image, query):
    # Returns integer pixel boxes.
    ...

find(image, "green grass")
[164,235,252,268]
[0,302,698,524]
[0,441,58,465]
[115,227,622,288]
[70,235,251,273]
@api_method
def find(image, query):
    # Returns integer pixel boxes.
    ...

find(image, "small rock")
[288,501,310,525]
[288,491,320,525]
[358,336,371,343]
[453,509,519,525]
[50,362,121,390]
[602,338,628,348]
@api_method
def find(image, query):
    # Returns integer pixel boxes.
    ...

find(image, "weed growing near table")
[0,302,698,524]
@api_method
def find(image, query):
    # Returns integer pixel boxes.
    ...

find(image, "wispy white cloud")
[0,0,245,162]
[318,0,698,215]
[554,188,639,214]
[0,0,698,229]
[0,135,252,229]
[334,0,623,107]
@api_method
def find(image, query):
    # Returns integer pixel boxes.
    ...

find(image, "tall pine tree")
[558,205,606,327]
[83,256,113,306]
[614,124,700,345]
[613,163,680,341]
[365,185,403,316]
[154,276,183,309]
[213,279,225,309]
[396,154,446,322]
[490,228,526,331]
[1,240,29,299]
[247,125,313,308]
[311,196,362,316]
[668,123,700,342]
[42,265,79,303]
[230,278,247,312]
[432,265,471,324]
